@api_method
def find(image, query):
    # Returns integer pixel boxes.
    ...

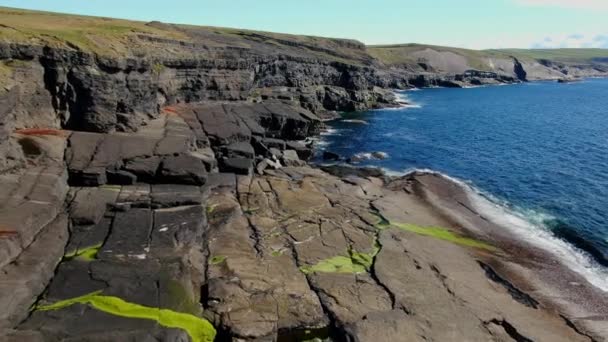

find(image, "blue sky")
[1,0,607,49]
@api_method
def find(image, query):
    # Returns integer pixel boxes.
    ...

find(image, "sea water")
[317,78,608,290]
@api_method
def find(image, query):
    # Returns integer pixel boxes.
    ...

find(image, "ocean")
[317,78,608,291]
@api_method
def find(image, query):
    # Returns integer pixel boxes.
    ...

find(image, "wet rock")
[322,151,341,161]
[371,151,388,160]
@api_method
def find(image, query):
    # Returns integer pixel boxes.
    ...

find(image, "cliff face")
[0,43,396,134]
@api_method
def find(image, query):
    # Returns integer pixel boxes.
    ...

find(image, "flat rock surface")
[0,101,604,341]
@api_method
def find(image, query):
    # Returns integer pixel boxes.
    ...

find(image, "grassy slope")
[368,44,509,70]
[0,7,188,56]
[370,43,608,68]
[0,6,371,64]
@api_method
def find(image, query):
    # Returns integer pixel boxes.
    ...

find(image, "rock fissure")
[485,318,534,342]
[478,261,539,309]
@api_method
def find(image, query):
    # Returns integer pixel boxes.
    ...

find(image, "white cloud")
[515,0,608,10]
[532,33,608,48]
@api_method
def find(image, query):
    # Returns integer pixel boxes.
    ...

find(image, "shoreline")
[314,79,608,338]
[403,170,608,338]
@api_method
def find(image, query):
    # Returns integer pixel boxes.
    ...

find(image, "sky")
[1,0,607,50]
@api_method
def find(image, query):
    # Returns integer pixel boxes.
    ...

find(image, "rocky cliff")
[1,7,608,342]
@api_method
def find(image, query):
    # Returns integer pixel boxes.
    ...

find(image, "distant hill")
[369,44,608,79]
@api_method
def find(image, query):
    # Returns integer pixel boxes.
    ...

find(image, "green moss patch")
[370,211,390,229]
[389,222,494,250]
[205,204,218,215]
[271,249,285,257]
[36,290,216,342]
[300,238,381,275]
[63,243,103,261]
[209,255,226,265]
[242,207,259,215]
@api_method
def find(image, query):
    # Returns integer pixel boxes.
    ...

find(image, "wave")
[320,128,342,136]
[350,151,389,162]
[390,168,608,292]
[386,91,422,110]
[341,119,369,124]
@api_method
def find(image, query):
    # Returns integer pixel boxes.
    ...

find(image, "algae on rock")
[36,290,217,342]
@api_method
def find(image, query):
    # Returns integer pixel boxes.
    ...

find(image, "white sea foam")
[350,151,389,162]
[320,128,341,136]
[382,91,422,110]
[389,168,608,292]
[341,119,369,124]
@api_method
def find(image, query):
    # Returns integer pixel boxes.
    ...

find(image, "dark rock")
[69,168,107,186]
[222,142,255,159]
[123,156,161,182]
[322,151,341,161]
[151,184,203,208]
[158,155,207,185]
[371,151,388,160]
[106,170,137,185]
[221,157,254,175]
[195,104,252,146]
[262,138,287,150]
[203,173,237,192]
[513,57,528,82]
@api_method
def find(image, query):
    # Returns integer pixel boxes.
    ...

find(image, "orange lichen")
[0,230,19,239]
[14,128,69,137]
[162,106,180,115]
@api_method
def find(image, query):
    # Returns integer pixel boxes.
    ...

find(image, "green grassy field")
[0,7,189,56]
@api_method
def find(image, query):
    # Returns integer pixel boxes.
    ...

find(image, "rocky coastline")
[1,6,608,342]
